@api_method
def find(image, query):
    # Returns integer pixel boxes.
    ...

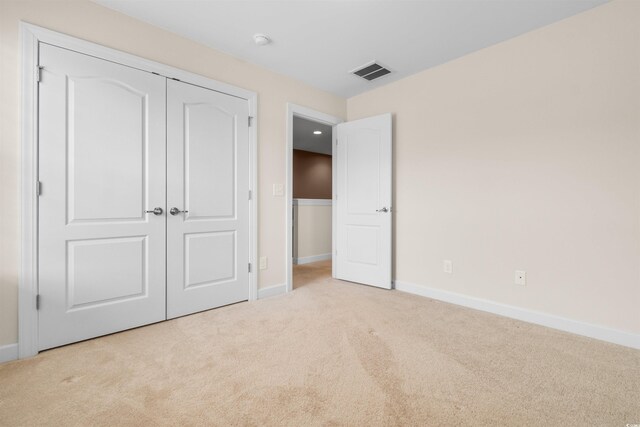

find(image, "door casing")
[19,22,258,358]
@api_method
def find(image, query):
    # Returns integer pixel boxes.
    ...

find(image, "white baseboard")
[0,343,18,363]
[394,280,640,350]
[258,283,287,299]
[293,253,332,265]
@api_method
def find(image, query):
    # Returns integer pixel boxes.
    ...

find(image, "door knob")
[145,207,163,216]
[376,207,389,213]
[170,207,189,216]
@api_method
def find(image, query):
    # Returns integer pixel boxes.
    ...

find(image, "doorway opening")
[292,117,333,289]
[285,104,342,292]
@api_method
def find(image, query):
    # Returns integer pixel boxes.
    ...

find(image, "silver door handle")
[376,207,389,213]
[145,207,163,216]
[170,207,189,216]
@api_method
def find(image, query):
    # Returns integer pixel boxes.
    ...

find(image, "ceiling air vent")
[351,61,392,81]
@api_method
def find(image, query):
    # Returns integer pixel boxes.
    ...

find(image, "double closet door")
[38,44,250,350]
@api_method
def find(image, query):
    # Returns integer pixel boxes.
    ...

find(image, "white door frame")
[19,22,259,358]
[285,104,343,293]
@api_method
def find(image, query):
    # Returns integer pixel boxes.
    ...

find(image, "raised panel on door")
[66,236,148,309]
[185,103,236,219]
[67,77,148,223]
[336,114,392,289]
[38,43,167,350]
[166,79,250,319]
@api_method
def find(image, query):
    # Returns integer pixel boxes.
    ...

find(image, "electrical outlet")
[272,184,284,197]
[259,256,268,270]
[443,260,453,274]
[515,270,526,286]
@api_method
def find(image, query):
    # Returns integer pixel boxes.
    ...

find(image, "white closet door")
[38,44,167,350]
[166,79,250,319]
[336,114,393,289]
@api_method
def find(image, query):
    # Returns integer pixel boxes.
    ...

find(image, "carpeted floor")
[1,260,639,426]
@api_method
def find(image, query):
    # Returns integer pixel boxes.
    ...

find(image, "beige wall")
[0,0,345,346]
[293,204,332,260]
[348,0,640,334]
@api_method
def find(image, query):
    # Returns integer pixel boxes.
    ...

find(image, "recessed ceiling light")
[253,33,271,46]
[313,130,322,135]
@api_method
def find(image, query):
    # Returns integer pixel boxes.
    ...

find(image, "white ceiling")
[94,0,607,98]
[293,117,332,156]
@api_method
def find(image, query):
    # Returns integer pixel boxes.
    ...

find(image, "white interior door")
[335,114,392,289]
[166,79,250,319]
[38,44,167,350]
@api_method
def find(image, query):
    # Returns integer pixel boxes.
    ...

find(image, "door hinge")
[248,190,252,200]
[36,66,43,83]
[248,263,252,273]
[248,116,254,127]
[36,294,40,310]
[36,181,42,196]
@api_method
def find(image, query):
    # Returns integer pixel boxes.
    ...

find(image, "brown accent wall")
[293,149,332,199]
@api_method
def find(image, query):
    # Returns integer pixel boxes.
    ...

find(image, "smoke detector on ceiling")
[350,61,392,81]
[253,33,271,46]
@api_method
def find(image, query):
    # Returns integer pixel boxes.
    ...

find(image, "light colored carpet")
[1,260,638,426]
